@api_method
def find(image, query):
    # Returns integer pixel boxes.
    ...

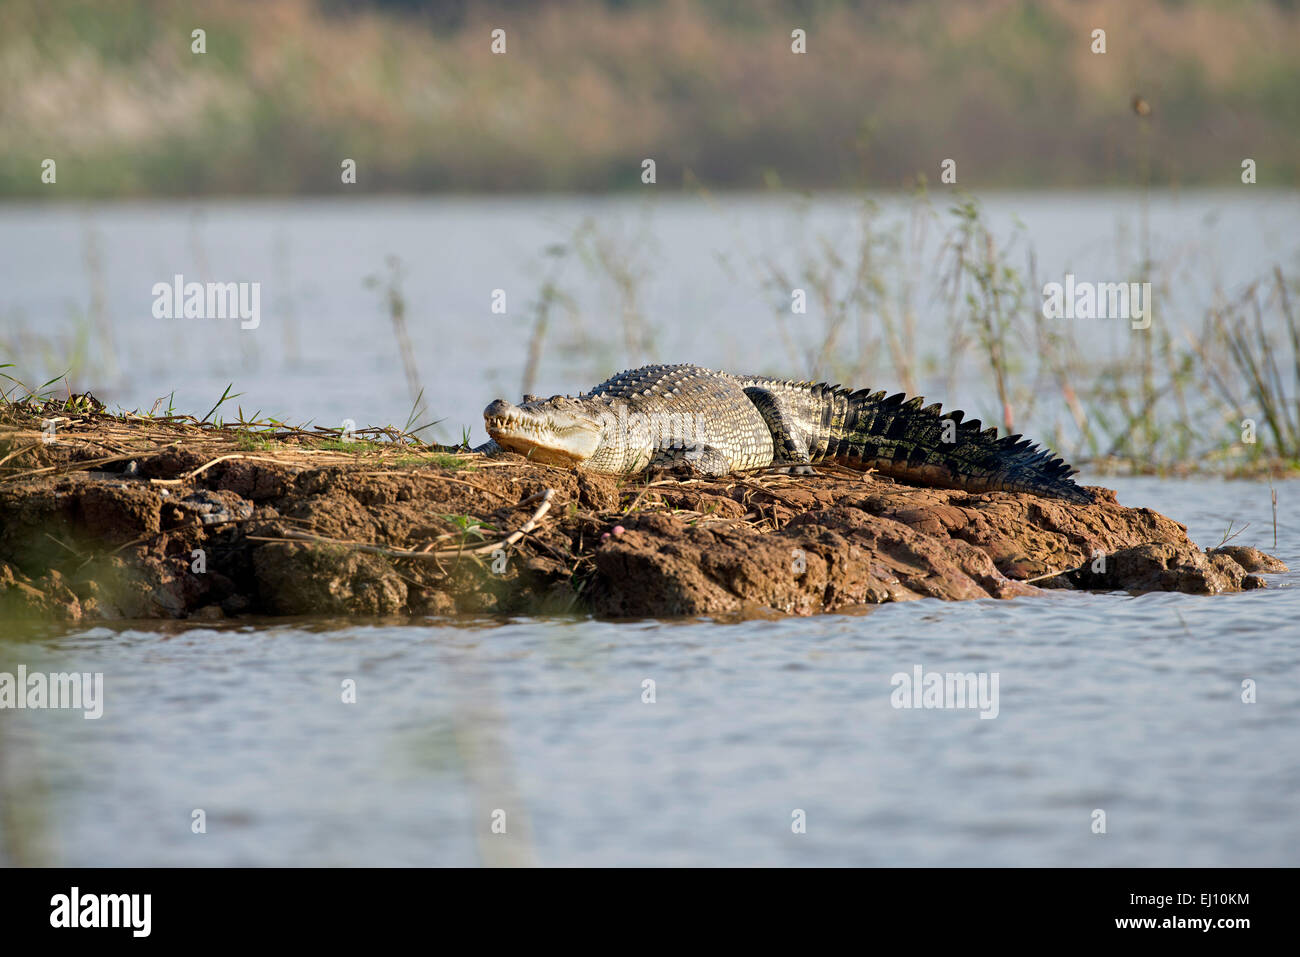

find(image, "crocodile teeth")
[487,415,548,437]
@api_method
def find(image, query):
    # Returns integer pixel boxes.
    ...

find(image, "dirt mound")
[0,409,1286,621]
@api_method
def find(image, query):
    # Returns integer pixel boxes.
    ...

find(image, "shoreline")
[0,404,1288,622]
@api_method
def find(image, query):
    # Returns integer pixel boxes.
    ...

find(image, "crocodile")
[480,364,1091,504]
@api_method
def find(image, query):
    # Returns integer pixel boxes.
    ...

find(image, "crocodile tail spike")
[824,387,1091,504]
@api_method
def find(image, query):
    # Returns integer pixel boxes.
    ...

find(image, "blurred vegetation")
[2,0,1299,197]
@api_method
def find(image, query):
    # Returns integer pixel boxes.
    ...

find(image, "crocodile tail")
[822,388,1091,504]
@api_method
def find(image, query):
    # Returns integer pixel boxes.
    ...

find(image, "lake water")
[1,193,1298,865]
[2,190,1299,444]
[1,475,1296,867]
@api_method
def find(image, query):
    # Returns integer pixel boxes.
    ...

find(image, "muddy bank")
[0,405,1287,621]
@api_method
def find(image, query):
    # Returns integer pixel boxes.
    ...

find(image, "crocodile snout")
[483,399,518,420]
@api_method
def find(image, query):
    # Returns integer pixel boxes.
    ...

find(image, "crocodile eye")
[522,393,539,403]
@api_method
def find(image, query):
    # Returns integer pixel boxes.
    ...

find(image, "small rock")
[1209,545,1289,574]
[179,489,254,526]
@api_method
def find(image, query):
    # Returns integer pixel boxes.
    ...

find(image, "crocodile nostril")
[483,399,517,419]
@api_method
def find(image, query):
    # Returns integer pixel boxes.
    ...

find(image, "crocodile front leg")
[648,445,733,478]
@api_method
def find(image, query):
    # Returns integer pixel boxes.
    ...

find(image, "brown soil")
[0,405,1288,622]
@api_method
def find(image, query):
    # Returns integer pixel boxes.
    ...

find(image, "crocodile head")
[483,395,605,466]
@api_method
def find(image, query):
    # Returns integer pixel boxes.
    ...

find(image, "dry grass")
[0,390,476,484]
[3,0,1299,196]
[738,189,1300,479]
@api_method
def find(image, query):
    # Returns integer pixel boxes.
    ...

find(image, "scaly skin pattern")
[482,364,1091,504]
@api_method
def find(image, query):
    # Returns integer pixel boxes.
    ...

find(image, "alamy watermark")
[152,273,260,329]
[50,887,150,937]
[1042,274,1152,330]
[890,664,999,719]
[0,666,104,719]
[596,407,708,460]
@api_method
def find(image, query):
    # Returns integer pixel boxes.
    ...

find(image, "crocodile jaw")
[483,397,603,466]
